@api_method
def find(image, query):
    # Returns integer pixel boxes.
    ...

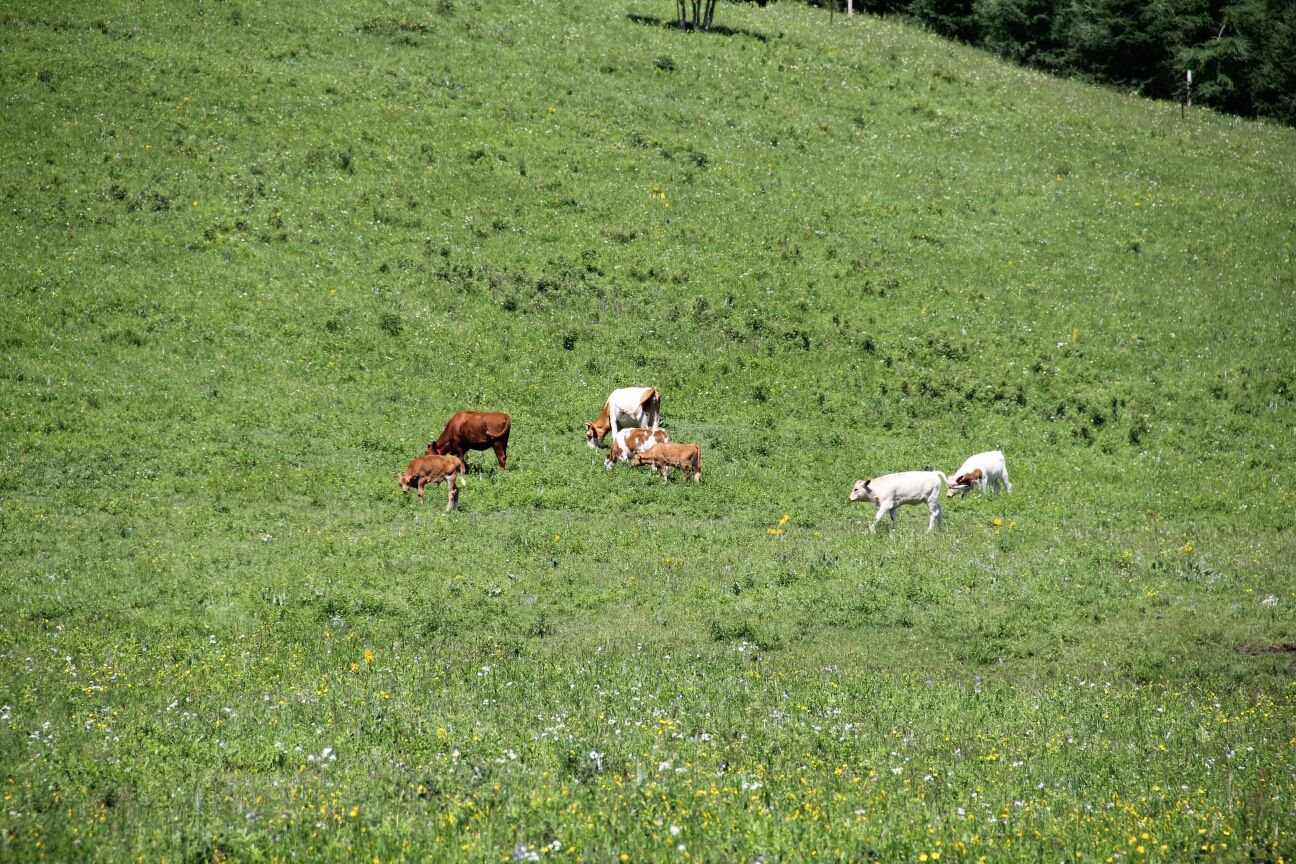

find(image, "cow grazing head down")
[848,479,877,505]
[584,422,600,448]
[947,468,983,496]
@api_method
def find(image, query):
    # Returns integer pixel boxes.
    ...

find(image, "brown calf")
[427,411,511,470]
[631,442,702,483]
[398,454,466,511]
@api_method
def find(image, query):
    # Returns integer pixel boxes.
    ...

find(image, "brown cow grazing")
[427,411,511,470]
[632,442,701,483]
[398,454,466,511]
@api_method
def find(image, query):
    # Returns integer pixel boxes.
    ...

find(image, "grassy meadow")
[2,0,1295,860]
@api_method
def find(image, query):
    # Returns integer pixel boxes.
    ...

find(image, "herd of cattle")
[398,386,1011,530]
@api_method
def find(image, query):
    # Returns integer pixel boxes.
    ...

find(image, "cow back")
[408,453,464,480]
[434,411,511,452]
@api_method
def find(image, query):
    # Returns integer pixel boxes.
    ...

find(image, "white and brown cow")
[586,387,660,449]
[605,427,669,470]
[946,450,1012,498]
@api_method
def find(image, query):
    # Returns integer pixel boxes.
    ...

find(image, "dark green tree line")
[835,0,1296,125]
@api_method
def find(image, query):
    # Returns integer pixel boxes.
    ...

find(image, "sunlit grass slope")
[2,0,1295,860]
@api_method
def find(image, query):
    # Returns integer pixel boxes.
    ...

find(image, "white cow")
[585,387,661,449]
[605,427,669,470]
[849,470,949,533]
[946,450,1012,498]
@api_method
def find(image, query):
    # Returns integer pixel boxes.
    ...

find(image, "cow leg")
[660,463,670,482]
[493,439,508,470]
[869,506,888,534]
[417,477,428,503]
[928,501,942,532]
[446,479,458,512]
[1002,469,1012,495]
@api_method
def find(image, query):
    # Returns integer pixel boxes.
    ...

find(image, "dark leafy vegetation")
[840,0,1296,125]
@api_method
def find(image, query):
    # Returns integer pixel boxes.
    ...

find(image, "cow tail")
[935,471,949,489]
[643,388,661,425]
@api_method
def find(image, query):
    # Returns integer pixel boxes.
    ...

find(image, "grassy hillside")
[2,0,1295,860]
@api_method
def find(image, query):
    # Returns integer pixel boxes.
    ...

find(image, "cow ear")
[863,479,871,487]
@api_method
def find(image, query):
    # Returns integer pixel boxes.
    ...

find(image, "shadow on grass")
[626,13,770,42]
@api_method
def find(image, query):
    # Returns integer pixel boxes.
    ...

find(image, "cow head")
[397,472,413,492]
[425,441,444,456]
[585,422,601,449]
[848,479,877,504]
[946,469,982,497]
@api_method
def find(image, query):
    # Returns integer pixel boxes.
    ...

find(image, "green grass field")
[2,0,1295,860]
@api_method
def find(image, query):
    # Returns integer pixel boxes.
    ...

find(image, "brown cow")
[398,454,466,511]
[427,411,511,470]
[631,442,701,483]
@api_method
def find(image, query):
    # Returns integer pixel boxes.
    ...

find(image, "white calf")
[946,450,1012,498]
[849,470,949,533]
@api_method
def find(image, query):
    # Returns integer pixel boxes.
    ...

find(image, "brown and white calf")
[605,427,669,470]
[398,453,466,511]
[427,411,511,470]
[586,387,660,449]
[848,470,949,533]
[946,450,1012,498]
[631,442,701,483]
